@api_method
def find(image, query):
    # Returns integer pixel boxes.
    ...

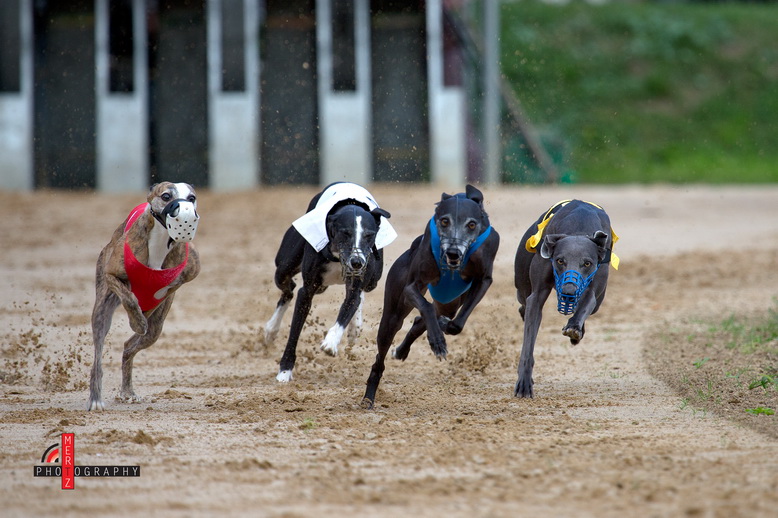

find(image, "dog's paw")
[562,324,583,345]
[116,391,142,404]
[87,398,105,411]
[128,313,148,336]
[359,397,375,410]
[391,346,408,361]
[262,327,277,347]
[321,324,345,357]
[438,316,462,335]
[276,370,293,383]
[428,335,448,361]
[514,377,534,398]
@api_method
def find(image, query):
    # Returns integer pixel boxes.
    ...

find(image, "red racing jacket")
[123,203,189,312]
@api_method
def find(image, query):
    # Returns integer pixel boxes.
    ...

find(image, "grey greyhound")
[514,199,619,398]
[361,185,499,409]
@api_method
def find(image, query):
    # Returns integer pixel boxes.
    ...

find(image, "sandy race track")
[1,184,777,517]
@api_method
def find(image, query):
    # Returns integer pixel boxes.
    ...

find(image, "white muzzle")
[165,201,200,243]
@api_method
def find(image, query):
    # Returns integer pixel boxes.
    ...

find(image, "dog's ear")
[465,184,484,205]
[149,183,159,193]
[591,230,610,263]
[591,230,608,248]
[540,234,563,259]
[440,192,453,201]
[370,207,390,224]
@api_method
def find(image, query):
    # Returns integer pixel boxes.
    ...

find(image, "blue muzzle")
[553,266,598,315]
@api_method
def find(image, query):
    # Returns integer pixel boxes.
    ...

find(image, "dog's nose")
[561,283,578,296]
[349,255,366,271]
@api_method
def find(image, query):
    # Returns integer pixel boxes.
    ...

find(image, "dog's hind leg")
[265,227,305,345]
[264,287,294,346]
[362,310,406,409]
[346,292,365,347]
[88,283,120,411]
[119,295,173,403]
[392,316,426,361]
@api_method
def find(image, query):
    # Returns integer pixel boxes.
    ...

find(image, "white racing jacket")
[292,183,397,252]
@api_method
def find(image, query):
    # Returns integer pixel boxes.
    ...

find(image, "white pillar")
[208,0,260,191]
[317,0,372,187]
[0,0,33,190]
[95,0,148,192]
[426,0,466,188]
[483,0,501,185]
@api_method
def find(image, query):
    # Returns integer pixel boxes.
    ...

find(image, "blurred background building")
[0,0,528,191]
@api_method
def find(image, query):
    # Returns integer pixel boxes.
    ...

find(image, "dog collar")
[123,203,189,312]
[525,200,620,270]
[427,216,492,304]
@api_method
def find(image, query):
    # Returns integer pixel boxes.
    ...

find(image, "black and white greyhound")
[513,199,619,398]
[361,185,499,409]
[263,182,396,382]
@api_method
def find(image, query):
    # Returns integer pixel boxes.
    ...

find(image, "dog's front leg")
[404,282,447,359]
[105,274,148,336]
[440,275,493,336]
[277,284,317,382]
[321,279,364,356]
[562,289,597,345]
[515,286,552,398]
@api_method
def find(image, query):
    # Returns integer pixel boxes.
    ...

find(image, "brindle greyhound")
[514,199,618,398]
[263,182,396,383]
[362,185,499,409]
[88,182,201,411]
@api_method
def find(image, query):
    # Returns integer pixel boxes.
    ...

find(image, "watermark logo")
[33,432,140,489]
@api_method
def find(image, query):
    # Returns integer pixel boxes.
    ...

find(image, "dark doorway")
[371,0,429,182]
[148,0,208,186]
[33,1,96,189]
[261,0,319,185]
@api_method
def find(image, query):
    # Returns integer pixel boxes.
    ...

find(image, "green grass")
[500,1,778,183]
[646,305,778,438]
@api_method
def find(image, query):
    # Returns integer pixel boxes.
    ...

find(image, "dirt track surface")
[1,184,777,517]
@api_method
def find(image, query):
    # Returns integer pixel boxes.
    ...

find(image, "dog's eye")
[556,258,565,266]
[187,194,196,202]
[467,221,476,230]
[440,218,449,227]
[583,261,592,268]
[161,193,171,201]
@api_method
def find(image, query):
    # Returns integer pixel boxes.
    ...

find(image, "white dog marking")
[321,323,345,356]
[354,214,363,249]
[88,399,105,412]
[276,370,293,383]
[147,216,171,269]
[264,301,289,345]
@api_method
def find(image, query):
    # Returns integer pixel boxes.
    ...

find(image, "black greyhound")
[263,182,394,382]
[513,199,619,398]
[361,185,499,409]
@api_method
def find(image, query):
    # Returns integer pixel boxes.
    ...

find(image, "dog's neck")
[146,215,174,269]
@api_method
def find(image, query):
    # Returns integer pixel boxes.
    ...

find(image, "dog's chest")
[320,261,345,286]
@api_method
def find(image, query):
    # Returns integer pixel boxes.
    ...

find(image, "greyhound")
[263,182,396,382]
[361,185,499,409]
[88,182,201,411]
[513,199,619,398]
